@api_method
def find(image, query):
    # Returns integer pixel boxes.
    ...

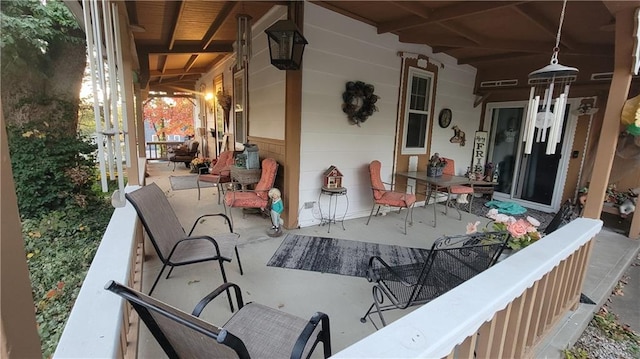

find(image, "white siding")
[248,7,287,140]
[297,2,480,227]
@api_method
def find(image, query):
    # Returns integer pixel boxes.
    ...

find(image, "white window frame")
[401,67,434,155]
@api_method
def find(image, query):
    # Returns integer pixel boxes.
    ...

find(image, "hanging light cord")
[551,0,568,65]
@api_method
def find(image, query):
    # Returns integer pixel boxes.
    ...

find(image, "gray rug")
[169,175,216,191]
[266,234,429,278]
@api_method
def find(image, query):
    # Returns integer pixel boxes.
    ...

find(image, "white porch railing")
[334,218,602,358]
[53,195,601,359]
[53,183,143,359]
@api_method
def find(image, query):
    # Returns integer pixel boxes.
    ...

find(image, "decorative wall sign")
[472,131,488,173]
[342,81,379,126]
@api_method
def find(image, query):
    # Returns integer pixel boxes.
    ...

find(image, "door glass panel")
[489,108,523,194]
[489,104,570,207]
[514,105,569,205]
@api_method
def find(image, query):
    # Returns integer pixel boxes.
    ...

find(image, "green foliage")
[7,124,100,219]
[591,309,640,344]
[562,347,589,359]
[23,201,113,358]
[0,0,82,75]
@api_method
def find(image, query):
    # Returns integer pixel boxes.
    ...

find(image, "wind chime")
[523,0,578,155]
[236,14,252,70]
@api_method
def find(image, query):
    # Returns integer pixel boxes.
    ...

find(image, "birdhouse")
[323,166,343,189]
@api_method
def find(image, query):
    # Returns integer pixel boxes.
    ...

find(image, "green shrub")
[7,124,100,219]
[23,202,113,358]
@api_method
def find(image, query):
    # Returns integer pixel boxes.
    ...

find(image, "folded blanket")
[484,200,527,215]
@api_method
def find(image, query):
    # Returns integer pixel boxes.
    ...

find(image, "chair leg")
[148,263,169,296]
[468,192,474,214]
[235,247,244,275]
[360,302,376,323]
[197,179,201,200]
[217,259,235,312]
[365,204,377,225]
[216,184,222,205]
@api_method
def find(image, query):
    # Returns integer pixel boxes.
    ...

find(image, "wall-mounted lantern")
[264,19,308,70]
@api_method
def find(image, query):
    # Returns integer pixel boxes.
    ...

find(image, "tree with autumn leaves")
[143,97,195,140]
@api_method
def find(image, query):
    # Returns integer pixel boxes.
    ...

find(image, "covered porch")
[52,160,640,358]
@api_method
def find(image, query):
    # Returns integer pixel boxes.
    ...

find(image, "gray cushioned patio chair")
[125,183,243,309]
[360,231,509,328]
[106,280,332,359]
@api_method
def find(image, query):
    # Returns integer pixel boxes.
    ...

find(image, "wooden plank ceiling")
[127,1,638,97]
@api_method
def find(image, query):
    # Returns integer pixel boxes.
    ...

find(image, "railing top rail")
[334,218,603,358]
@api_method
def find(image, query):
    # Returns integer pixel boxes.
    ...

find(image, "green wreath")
[342,81,379,126]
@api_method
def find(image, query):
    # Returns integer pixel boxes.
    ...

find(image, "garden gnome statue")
[268,188,284,237]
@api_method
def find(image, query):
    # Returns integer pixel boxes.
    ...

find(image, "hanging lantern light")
[236,14,252,70]
[523,0,578,155]
[264,19,308,70]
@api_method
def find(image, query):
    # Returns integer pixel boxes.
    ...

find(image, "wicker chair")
[224,158,278,225]
[197,150,236,203]
[360,231,509,329]
[106,281,332,359]
[366,160,416,235]
[125,183,243,310]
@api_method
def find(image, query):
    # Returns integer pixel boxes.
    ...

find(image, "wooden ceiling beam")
[310,1,377,27]
[149,67,209,77]
[378,1,527,33]
[202,1,238,50]
[390,1,430,19]
[438,22,484,45]
[457,52,535,65]
[168,1,187,51]
[400,33,613,55]
[513,3,578,50]
[159,56,168,83]
[141,43,234,54]
[180,54,199,80]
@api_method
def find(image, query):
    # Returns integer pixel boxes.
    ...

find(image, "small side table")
[318,186,348,233]
[230,167,261,190]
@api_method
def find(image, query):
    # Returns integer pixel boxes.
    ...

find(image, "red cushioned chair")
[197,150,236,204]
[366,160,416,235]
[224,158,278,225]
[442,158,474,219]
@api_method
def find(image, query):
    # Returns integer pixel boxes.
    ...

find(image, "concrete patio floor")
[137,161,639,358]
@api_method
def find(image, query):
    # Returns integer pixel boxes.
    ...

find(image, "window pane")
[410,76,430,111]
[406,112,427,148]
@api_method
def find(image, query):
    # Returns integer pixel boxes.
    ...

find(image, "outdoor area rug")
[266,234,429,278]
[169,175,215,191]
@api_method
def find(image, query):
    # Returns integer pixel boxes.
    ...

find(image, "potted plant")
[427,153,447,177]
[190,157,211,174]
[467,209,542,251]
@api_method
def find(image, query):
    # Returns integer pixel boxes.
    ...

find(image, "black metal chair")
[542,199,578,235]
[106,280,332,359]
[125,183,243,309]
[360,231,509,329]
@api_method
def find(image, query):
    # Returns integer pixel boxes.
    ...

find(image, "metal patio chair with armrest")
[197,150,236,203]
[366,160,416,235]
[542,199,578,234]
[125,183,243,310]
[360,231,509,329]
[106,280,332,359]
[224,158,278,225]
[442,157,474,219]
